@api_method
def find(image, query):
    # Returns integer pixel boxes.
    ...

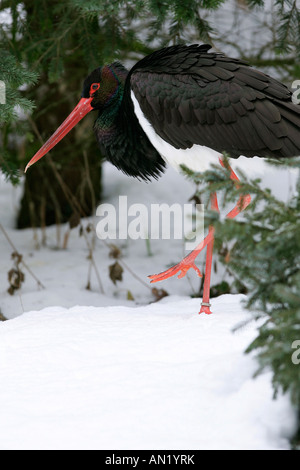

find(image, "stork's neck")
[93,64,166,180]
[94,63,127,132]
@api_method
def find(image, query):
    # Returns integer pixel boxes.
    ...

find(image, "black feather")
[129,44,300,161]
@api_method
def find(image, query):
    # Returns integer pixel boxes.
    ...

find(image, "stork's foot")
[148,256,202,283]
[148,229,215,283]
[199,302,213,315]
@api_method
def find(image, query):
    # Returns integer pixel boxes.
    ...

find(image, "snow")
[0,161,298,450]
[0,296,296,450]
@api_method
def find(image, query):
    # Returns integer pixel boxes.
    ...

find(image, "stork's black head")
[25,57,164,180]
[24,62,129,172]
[81,63,128,111]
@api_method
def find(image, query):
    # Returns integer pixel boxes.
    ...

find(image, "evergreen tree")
[0,49,37,183]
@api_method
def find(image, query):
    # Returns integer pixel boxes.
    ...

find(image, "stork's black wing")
[129,44,300,159]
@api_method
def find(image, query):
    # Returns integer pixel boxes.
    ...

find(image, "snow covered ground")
[0,160,298,450]
[0,295,296,450]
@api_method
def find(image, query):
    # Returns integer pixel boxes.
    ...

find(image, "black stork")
[25,44,300,315]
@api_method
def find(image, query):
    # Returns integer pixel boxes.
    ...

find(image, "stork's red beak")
[25,97,93,172]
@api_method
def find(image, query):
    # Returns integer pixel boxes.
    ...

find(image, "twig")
[0,223,45,289]
[19,293,25,313]
[118,258,152,290]
[84,225,104,294]
[82,151,103,292]
[83,151,97,213]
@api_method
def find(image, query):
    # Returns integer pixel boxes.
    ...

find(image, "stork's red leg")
[149,158,252,314]
[199,192,219,315]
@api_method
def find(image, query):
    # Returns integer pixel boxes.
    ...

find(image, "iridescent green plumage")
[82,63,165,180]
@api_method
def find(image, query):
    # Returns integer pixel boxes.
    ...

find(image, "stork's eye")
[89,83,100,96]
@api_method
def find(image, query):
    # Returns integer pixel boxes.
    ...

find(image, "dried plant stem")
[40,196,47,246]
[85,227,104,293]
[86,259,92,290]
[83,151,96,212]
[82,150,103,292]
[19,293,25,313]
[0,223,45,289]
[118,258,152,290]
